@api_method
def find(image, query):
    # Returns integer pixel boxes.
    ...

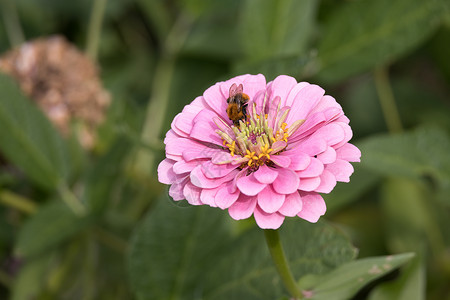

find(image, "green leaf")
[182,1,242,58]
[127,197,233,300]
[0,73,75,189]
[10,254,52,300]
[358,126,450,203]
[316,0,442,83]
[308,253,415,300]
[380,178,443,254]
[15,201,93,259]
[204,220,357,300]
[324,165,380,214]
[369,255,425,300]
[232,55,318,82]
[239,0,318,60]
[83,138,131,213]
[136,0,172,42]
[128,198,357,300]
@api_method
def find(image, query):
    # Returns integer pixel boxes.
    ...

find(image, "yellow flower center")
[215,102,305,170]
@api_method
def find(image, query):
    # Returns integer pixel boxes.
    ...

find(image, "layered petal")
[158,74,360,229]
[254,207,285,229]
[297,192,326,223]
[257,185,285,213]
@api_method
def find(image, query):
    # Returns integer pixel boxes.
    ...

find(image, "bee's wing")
[229,83,238,98]
[236,84,244,94]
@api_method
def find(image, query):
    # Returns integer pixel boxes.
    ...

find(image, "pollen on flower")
[226,141,236,156]
[216,100,301,172]
[158,74,362,230]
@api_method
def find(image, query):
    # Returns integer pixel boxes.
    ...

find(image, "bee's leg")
[242,103,249,120]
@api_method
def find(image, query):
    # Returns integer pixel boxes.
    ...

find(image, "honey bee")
[226,83,249,126]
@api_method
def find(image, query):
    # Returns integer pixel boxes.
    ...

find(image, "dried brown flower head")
[0,35,110,149]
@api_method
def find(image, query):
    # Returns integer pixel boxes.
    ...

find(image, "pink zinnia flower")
[158,74,361,229]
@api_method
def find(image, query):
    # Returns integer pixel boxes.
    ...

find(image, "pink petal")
[172,160,202,174]
[294,136,327,156]
[171,98,205,135]
[326,159,354,182]
[219,75,251,97]
[167,137,206,156]
[183,182,202,205]
[309,95,342,115]
[242,74,267,99]
[190,165,237,189]
[313,123,346,146]
[296,158,324,177]
[201,161,237,178]
[171,113,189,137]
[316,147,337,164]
[314,170,337,193]
[321,107,344,124]
[169,177,188,200]
[336,143,361,162]
[272,168,300,194]
[211,151,234,164]
[182,147,222,161]
[254,165,279,184]
[254,207,285,229]
[228,194,257,220]
[283,151,311,170]
[215,185,240,209]
[190,110,224,146]
[286,84,325,125]
[333,122,354,148]
[270,155,291,168]
[278,192,303,217]
[200,188,219,207]
[158,158,177,184]
[203,82,228,119]
[298,177,321,192]
[297,192,326,223]
[236,173,267,196]
[257,185,285,213]
[285,82,310,107]
[268,75,297,106]
[164,129,181,145]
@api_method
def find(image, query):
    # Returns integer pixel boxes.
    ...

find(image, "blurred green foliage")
[0,0,449,299]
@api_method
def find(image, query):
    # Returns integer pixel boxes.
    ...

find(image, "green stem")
[0,190,37,214]
[0,269,13,288]
[58,184,86,216]
[374,66,403,133]
[0,0,25,47]
[86,0,107,61]
[264,229,303,299]
[93,226,127,254]
[131,15,193,177]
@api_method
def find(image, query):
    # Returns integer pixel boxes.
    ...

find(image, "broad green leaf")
[369,255,425,300]
[204,220,357,300]
[136,0,172,42]
[308,253,415,300]
[128,197,234,300]
[0,73,77,189]
[316,0,442,83]
[380,178,443,255]
[83,138,131,213]
[128,197,356,300]
[11,254,52,300]
[358,126,450,204]
[182,1,242,58]
[15,201,93,259]
[240,0,318,60]
[232,54,318,82]
[324,165,380,214]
